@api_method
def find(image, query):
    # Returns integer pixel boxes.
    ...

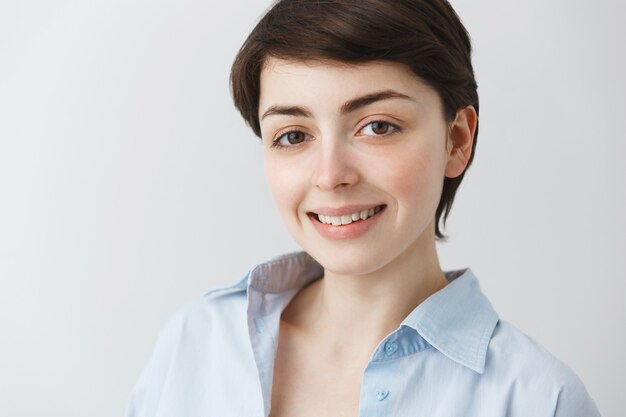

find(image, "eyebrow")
[260,89,414,121]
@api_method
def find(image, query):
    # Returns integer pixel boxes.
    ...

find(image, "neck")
[282,224,448,350]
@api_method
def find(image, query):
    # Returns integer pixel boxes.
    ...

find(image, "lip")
[307,204,386,240]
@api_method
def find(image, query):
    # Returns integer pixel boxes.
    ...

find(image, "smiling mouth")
[309,205,386,226]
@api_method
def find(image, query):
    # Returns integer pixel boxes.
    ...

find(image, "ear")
[445,105,478,178]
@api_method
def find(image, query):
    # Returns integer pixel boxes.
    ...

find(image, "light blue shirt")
[126,251,600,417]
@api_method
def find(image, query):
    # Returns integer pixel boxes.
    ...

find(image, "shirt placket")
[357,336,404,417]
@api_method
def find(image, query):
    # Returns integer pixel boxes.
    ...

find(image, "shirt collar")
[247,251,324,294]
[204,251,323,299]
[401,268,499,374]
[205,251,498,374]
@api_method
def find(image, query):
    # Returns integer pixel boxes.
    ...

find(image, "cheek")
[380,147,446,211]
[264,158,304,217]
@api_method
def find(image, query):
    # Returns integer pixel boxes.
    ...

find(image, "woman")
[127,1,600,416]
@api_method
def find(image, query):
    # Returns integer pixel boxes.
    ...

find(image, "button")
[384,341,398,356]
[376,389,390,401]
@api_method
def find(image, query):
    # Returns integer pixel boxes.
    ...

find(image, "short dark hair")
[230,0,479,239]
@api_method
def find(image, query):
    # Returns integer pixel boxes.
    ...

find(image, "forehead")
[258,57,439,112]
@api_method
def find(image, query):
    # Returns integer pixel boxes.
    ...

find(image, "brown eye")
[286,131,305,144]
[272,130,310,148]
[371,121,390,134]
[359,120,399,136]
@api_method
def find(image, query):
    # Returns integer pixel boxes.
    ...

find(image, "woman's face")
[258,58,463,276]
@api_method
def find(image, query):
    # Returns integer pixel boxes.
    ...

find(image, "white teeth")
[316,206,383,225]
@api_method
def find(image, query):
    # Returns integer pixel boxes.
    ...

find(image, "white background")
[1,0,624,416]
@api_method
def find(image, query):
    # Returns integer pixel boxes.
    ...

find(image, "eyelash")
[357,120,402,137]
[270,120,402,149]
[270,130,312,149]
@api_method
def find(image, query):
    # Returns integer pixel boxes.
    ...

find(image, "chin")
[300,242,401,277]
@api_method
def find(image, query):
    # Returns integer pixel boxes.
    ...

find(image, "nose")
[311,140,359,190]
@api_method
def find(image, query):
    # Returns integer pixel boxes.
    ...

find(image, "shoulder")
[485,320,600,416]
[125,278,250,417]
[139,274,250,365]
[156,276,250,348]
[488,320,574,379]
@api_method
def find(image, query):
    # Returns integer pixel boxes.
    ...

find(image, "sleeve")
[124,312,184,417]
[553,370,602,417]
